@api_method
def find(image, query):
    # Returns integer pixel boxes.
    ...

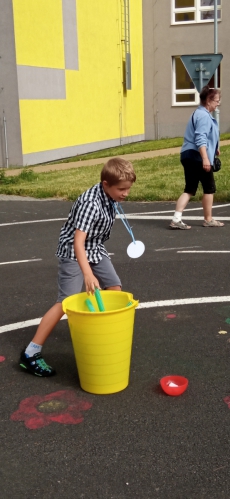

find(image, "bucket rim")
[62,291,138,315]
[64,299,139,316]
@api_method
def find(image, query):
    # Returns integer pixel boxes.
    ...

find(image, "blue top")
[181,105,219,164]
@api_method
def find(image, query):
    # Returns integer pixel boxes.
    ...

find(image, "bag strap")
[191,109,214,132]
[191,109,218,157]
[191,111,196,130]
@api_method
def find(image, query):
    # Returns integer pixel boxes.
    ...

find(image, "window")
[172,0,221,24]
[172,56,221,106]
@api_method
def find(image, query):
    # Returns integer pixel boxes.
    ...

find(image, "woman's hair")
[200,85,221,104]
[101,157,136,185]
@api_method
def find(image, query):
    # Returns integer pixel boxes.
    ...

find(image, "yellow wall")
[12,0,144,156]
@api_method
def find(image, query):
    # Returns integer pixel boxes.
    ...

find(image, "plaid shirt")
[56,183,116,264]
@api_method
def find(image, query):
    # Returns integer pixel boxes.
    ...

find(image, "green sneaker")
[20,349,56,377]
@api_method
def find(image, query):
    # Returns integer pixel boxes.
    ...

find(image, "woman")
[170,85,224,229]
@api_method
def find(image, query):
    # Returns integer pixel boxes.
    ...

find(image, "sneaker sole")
[203,224,224,227]
[169,225,191,230]
[19,362,55,377]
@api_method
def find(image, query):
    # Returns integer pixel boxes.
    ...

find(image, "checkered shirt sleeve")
[56,183,116,263]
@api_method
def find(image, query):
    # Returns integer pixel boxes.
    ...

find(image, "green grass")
[47,137,185,164]
[44,133,230,164]
[4,134,230,170]
[1,146,230,202]
[4,137,185,170]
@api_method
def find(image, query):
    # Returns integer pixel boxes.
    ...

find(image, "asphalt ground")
[1,199,230,499]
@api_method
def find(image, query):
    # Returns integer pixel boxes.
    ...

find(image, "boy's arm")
[74,229,100,294]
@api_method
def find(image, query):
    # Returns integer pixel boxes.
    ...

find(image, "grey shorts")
[57,256,121,302]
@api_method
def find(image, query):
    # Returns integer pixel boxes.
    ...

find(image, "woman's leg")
[174,192,192,213]
[170,192,192,229]
[170,159,198,229]
[202,193,224,225]
[202,193,213,222]
[201,168,224,226]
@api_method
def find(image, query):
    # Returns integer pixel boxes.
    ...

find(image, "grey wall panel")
[62,0,79,70]
[22,134,145,166]
[17,66,66,100]
[142,0,230,138]
[142,0,155,140]
[0,0,22,167]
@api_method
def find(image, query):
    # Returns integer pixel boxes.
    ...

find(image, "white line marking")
[1,295,230,333]
[178,251,230,254]
[0,258,42,265]
[1,201,230,227]
[122,216,230,220]
[137,296,230,309]
[155,246,201,252]
[0,218,66,227]
[1,202,230,227]
[125,203,230,216]
[0,210,229,227]
[0,315,68,334]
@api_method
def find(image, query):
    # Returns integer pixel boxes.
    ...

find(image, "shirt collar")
[99,182,111,207]
[198,104,216,122]
[198,105,209,114]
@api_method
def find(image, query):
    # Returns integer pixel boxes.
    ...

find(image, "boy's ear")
[102,180,109,188]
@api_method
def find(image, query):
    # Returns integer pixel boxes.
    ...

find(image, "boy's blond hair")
[101,157,136,185]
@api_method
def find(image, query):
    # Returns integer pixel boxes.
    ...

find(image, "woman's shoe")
[203,219,224,227]
[169,220,191,230]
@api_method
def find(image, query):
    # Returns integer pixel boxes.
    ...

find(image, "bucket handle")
[126,300,139,308]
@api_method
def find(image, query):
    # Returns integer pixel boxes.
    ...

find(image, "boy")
[19,157,136,377]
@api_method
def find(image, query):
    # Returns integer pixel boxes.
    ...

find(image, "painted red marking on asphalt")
[224,396,230,409]
[10,390,92,430]
[0,356,5,362]
[166,314,176,319]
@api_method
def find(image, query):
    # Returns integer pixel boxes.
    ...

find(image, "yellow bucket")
[62,291,139,394]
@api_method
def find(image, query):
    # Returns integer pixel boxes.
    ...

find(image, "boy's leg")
[90,255,121,291]
[107,285,121,290]
[20,303,64,377]
[20,258,84,377]
[30,303,64,345]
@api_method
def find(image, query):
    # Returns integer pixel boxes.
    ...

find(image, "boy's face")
[102,180,133,202]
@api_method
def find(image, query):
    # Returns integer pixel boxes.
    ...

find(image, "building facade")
[0,0,144,167]
[142,0,229,139]
[0,1,228,167]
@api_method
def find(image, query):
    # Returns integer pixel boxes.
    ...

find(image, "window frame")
[172,56,200,107]
[172,56,221,106]
[171,0,222,25]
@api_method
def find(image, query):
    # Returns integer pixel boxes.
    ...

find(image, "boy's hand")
[74,230,100,294]
[84,273,100,294]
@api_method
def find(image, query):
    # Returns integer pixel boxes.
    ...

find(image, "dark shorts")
[181,158,216,196]
[57,256,121,302]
